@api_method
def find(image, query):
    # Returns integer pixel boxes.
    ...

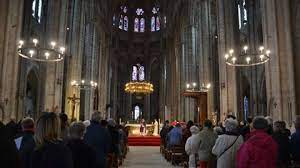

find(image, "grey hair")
[224,118,238,132]
[69,121,86,139]
[91,112,102,122]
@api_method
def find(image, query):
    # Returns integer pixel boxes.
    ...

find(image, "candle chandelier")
[71,80,98,90]
[17,38,65,62]
[224,45,270,67]
[186,82,211,92]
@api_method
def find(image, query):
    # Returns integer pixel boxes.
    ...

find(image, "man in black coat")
[16,118,36,168]
[84,112,110,168]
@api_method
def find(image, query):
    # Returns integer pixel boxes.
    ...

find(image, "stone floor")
[121,146,182,168]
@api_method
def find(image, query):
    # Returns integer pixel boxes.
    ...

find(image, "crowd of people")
[160,115,300,168]
[0,112,129,168]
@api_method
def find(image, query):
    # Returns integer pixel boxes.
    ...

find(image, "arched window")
[138,66,145,81]
[132,66,138,81]
[140,18,145,32]
[151,16,155,32]
[118,6,129,31]
[134,18,139,32]
[151,7,160,32]
[134,105,140,120]
[134,8,144,32]
[124,16,129,31]
[238,0,248,29]
[32,0,43,23]
[113,15,116,26]
[119,15,124,29]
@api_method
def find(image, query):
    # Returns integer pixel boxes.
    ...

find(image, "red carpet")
[128,136,160,146]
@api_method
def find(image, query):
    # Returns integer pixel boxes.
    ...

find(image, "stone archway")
[25,69,39,119]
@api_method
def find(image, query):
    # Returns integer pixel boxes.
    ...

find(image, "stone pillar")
[217,0,238,121]
[0,0,24,122]
[262,0,296,124]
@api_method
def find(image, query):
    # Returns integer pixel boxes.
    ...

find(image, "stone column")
[217,0,238,120]
[262,0,296,124]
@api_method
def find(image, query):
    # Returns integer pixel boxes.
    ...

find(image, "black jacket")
[30,140,73,168]
[19,131,36,168]
[272,131,291,165]
[67,139,97,168]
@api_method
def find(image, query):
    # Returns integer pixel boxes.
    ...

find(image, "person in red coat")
[237,116,278,168]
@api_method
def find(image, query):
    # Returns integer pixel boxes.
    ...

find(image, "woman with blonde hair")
[30,112,73,168]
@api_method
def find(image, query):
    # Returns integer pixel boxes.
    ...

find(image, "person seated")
[237,116,278,168]
[160,120,170,147]
[167,123,182,149]
[185,126,200,168]
[67,121,97,168]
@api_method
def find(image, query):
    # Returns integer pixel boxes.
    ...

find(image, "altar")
[125,123,160,136]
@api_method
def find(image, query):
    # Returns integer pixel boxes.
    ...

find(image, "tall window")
[134,8,145,32]
[32,0,43,23]
[238,0,248,29]
[119,6,129,31]
[134,105,140,120]
[132,64,145,81]
[151,7,160,32]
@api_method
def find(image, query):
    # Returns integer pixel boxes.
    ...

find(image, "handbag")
[218,136,239,158]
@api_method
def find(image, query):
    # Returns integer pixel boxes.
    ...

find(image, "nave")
[121,146,180,168]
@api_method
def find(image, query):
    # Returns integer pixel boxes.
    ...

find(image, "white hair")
[224,118,238,132]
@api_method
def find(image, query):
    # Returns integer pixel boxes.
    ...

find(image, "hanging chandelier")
[17,39,65,62]
[71,80,98,90]
[186,82,211,92]
[224,45,270,67]
[125,81,154,94]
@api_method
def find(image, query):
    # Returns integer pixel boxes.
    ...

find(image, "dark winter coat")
[18,131,36,168]
[84,120,110,168]
[272,131,291,166]
[30,140,73,168]
[67,139,97,168]
[291,129,300,162]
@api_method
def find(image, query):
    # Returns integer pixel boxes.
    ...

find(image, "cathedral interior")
[0,0,299,126]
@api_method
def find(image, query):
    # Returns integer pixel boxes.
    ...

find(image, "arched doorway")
[25,70,39,118]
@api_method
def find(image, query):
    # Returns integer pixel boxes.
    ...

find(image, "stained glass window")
[124,16,128,31]
[134,105,140,120]
[140,18,145,32]
[132,66,138,81]
[151,16,155,32]
[119,15,123,29]
[138,66,145,81]
[37,0,42,23]
[156,16,160,31]
[113,15,116,26]
[134,18,139,32]
[136,8,144,16]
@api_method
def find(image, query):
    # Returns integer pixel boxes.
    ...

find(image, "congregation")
[0,112,129,168]
[160,116,300,168]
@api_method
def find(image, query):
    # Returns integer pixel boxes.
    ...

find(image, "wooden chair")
[170,145,186,165]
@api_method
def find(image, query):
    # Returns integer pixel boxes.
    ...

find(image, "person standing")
[31,112,73,168]
[212,118,243,168]
[197,120,218,168]
[84,112,110,168]
[67,121,96,168]
[237,116,278,168]
[15,117,36,168]
[185,126,200,168]
[291,116,300,167]
[272,121,291,167]
[140,119,146,136]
